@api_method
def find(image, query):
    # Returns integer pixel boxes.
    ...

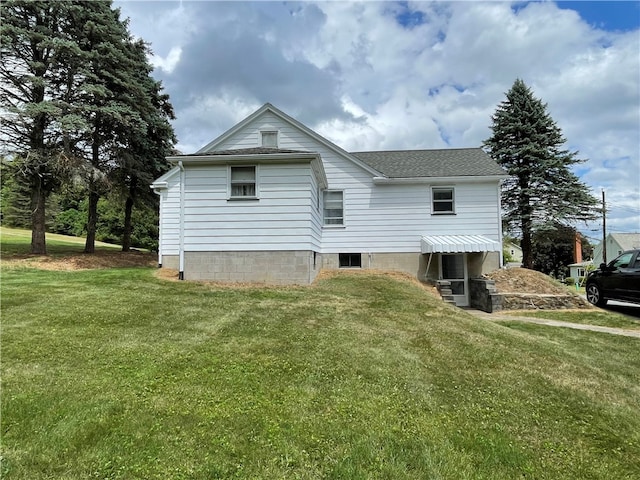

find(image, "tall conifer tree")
[113,39,175,252]
[0,1,72,253]
[1,0,175,253]
[484,79,599,269]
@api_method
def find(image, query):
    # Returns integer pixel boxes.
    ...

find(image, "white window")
[432,187,455,214]
[230,166,256,198]
[261,131,278,148]
[323,190,343,225]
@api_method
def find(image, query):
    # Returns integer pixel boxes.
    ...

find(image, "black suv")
[586,249,640,307]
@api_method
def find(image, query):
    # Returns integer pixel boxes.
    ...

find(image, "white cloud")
[150,46,182,73]
[117,0,640,234]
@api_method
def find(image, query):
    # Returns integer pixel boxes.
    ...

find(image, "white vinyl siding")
[188,109,502,255]
[181,163,320,251]
[157,170,181,255]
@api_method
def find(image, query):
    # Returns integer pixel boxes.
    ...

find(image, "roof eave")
[373,174,508,185]
[167,152,320,164]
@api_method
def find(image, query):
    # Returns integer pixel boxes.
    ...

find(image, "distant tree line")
[0,0,176,254]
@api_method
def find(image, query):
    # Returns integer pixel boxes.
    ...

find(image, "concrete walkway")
[466,309,640,339]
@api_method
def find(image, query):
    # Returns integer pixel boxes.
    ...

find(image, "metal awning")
[421,235,501,254]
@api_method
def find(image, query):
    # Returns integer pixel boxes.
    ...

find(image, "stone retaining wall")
[501,293,590,310]
[469,278,590,313]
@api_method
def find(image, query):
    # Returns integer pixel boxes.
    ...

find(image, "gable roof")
[351,148,506,178]
[190,103,506,181]
[196,103,382,177]
[611,233,640,251]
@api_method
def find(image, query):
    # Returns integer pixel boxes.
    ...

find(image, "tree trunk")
[30,178,47,254]
[84,189,99,253]
[122,195,133,252]
[521,221,533,269]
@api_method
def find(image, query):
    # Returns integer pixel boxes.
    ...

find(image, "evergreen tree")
[60,2,146,253]
[67,4,175,253]
[484,79,599,269]
[1,1,175,253]
[1,158,32,228]
[112,39,175,252]
[531,223,577,279]
[0,1,73,253]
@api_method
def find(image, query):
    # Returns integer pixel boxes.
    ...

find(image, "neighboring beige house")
[504,241,522,266]
[592,233,640,265]
[152,103,508,306]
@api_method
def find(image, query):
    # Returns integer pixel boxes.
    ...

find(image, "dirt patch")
[484,267,571,295]
[2,250,156,271]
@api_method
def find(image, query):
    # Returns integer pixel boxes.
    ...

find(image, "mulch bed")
[2,250,157,271]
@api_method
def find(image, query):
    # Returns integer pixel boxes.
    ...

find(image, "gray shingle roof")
[350,148,506,178]
[611,233,640,251]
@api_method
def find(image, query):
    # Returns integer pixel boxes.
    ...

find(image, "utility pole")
[602,189,607,264]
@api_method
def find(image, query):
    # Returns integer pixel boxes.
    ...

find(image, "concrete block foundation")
[180,251,321,285]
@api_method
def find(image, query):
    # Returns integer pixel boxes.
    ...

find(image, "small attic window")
[261,131,278,148]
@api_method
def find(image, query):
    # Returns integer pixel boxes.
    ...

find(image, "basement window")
[339,253,361,268]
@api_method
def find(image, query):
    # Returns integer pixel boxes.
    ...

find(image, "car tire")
[586,283,607,307]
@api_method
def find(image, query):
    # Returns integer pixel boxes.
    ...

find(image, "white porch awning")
[421,235,501,254]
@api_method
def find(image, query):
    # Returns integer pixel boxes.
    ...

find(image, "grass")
[515,309,640,330]
[2,230,640,479]
[0,226,120,257]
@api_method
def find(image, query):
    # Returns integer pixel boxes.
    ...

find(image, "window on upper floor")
[261,131,278,148]
[432,187,455,214]
[230,166,257,198]
[323,190,343,225]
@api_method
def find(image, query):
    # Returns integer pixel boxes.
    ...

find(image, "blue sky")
[556,1,640,31]
[116,1,640,238]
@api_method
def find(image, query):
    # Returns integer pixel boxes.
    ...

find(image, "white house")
[592,233,640,266]
[152,103,507,306]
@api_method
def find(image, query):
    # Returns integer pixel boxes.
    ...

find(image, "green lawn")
[515,309,640,330]
[0,226,120,256]
[2,262,639,479]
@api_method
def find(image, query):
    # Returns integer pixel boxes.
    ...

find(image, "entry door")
[441,254,468,307]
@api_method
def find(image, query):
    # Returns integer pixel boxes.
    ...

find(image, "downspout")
[178,161,185,280]
[157,192,163,268]
[497,181,504,268]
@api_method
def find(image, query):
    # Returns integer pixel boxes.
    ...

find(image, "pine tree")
[62,2,145,253]
[112,39,175,252]
[0,1,73,253]
[1,1,175,254]
[484,79,599,269]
